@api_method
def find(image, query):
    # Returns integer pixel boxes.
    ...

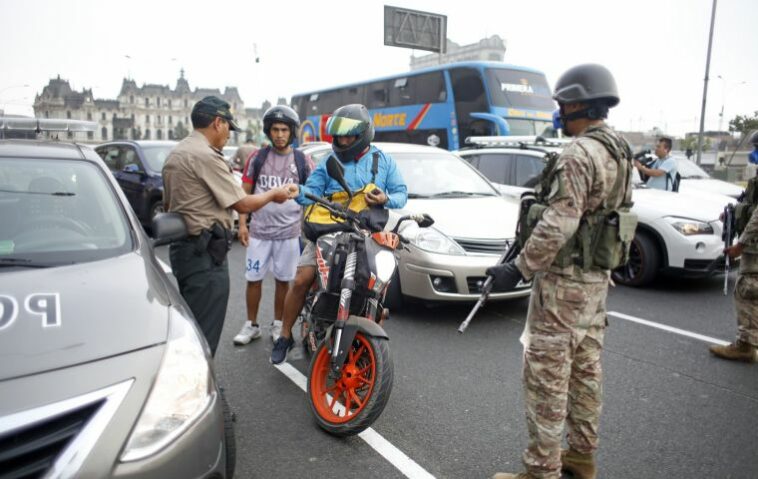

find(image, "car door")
[514,154,546,188]
[114,145,148,219]
[475,152,514,186]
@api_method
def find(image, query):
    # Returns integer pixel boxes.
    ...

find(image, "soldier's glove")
[485,260,523,291]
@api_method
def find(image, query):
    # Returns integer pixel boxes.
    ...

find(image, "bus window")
[369,81,390,109]
[485,68,554,111]
[450,67,492,141]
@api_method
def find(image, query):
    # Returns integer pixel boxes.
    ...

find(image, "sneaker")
[271,320,283,342]
[233,322,262,345]
[270,336,294,364]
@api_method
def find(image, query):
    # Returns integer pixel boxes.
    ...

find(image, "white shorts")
[245,237,300,282]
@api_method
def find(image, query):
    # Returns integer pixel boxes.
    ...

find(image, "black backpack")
[666,171,681,192]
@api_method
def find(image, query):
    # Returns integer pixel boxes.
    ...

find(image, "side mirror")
[326,156,351,196]
[152,212,188,246]
[418,213,434,228]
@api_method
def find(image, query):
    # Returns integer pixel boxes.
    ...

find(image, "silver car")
[299,141,530,304]
[0,128,234,478]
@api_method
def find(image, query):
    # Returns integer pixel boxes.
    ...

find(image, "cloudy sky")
[1,0,755,136]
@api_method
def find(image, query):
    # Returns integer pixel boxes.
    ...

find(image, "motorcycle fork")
[330,236,359,379]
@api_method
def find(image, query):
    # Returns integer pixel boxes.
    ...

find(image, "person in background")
[633,136,677,191]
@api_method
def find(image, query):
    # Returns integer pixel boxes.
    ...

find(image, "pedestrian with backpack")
[233,105,313,345]
[633,136,679,191]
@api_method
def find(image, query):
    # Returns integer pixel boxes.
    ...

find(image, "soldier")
[487,65,636,479]
[710,203,758,363]
[163,96,296,356]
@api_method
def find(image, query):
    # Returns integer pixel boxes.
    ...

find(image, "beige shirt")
[163,131,246,235]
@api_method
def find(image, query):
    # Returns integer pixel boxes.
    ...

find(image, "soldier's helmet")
[263,105,300,145]
[553,64,620,108]
[750,131,758,146]
[327,104,375,163]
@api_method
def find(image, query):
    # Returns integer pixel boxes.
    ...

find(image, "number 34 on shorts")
[244,237,300,282]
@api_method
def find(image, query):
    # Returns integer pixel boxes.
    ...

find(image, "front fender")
[326,315,389,372]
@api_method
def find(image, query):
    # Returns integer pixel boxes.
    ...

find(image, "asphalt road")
[160,243,758,479]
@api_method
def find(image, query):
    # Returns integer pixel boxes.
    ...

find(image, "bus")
[290,61,555,151]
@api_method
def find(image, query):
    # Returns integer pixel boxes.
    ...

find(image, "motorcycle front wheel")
[307,332,393,437]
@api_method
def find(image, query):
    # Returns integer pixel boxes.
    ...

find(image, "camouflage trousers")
[734,273,758,347]
[520,272,609,479]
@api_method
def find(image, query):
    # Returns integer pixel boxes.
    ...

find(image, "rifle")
[458,192,535,333]
[457,241,521,334]
[722,203,736,295]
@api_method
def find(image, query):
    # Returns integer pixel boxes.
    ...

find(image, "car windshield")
[676,157,710,179]
[392,152,499,198]
[141,145,175,172]
[0,158,132,266]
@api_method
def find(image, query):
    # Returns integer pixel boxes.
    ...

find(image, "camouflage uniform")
[734,206,758,348]
[513,124,632,478]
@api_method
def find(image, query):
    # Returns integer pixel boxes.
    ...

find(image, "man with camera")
[633,136,678,191]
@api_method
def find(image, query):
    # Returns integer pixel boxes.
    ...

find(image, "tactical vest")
[517,126,638,271]
[734,175,758,237]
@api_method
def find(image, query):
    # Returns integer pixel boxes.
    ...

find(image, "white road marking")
[608,311,730,346]
[274,362,436,479]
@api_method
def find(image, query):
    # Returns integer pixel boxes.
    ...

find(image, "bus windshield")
[485,68,554,111]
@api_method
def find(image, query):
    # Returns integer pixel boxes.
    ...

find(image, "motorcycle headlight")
[120,307,214,462]
[407,227,466,255]
[665,217,714,236]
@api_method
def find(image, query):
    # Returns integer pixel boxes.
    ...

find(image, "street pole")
[695,0,717,166]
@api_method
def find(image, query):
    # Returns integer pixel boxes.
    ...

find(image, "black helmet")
[750,131,758,146]
[263,105,300,145]
[327,104,374,163]
[553,63,620,108]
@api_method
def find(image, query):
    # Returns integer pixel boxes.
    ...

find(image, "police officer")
[163,96,296,356]
[488,65,635,479]
[710,204,758,363]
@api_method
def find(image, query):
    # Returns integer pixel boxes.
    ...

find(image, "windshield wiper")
[0,258,55,268]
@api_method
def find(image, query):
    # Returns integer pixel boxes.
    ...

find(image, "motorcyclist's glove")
[485,260,523,291]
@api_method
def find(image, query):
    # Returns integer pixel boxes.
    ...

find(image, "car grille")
[0,401,102,479]
[453,238,512,255]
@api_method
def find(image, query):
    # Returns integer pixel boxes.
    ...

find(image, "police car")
[0,118,235,478]
[457,136,735,287]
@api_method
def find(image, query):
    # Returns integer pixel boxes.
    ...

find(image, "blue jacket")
[296,145,408,209]
[749,149,758,165]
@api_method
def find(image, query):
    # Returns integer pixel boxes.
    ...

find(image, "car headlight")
[120,307,214,462]
[406,226,466,255]
[665,217,714,236]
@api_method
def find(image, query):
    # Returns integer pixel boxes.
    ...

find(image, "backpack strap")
[250,146,271,191]
[293,149,311,185]
[371,151,380,184]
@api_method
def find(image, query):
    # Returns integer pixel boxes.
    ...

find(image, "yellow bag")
[303,184,376,242]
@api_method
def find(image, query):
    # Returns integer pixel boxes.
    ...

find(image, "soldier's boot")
[561,449,597,479]
[491,473,535,479]
[708,340,757,363]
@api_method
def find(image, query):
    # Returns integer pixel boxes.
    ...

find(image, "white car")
[299,141,531,304]
[675,156,743,199]
[457,137,735,286]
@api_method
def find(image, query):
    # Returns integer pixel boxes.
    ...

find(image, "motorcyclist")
[270,103,408,364]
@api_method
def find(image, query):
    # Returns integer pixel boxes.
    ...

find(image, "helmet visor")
[327,116,366,137]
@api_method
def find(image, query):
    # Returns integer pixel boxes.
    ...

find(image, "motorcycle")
[299,157,434,437]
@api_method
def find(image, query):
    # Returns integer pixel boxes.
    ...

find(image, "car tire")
[383,270,404,312]
[220,388,236,479]
[612,231,660,287]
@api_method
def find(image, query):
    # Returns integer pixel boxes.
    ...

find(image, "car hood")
[631,188,729,222]
[678,178,743,199]
[400,195,519,239]
[0,253,171,381]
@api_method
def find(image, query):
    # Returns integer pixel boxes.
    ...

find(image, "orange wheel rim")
[310,334,376,424]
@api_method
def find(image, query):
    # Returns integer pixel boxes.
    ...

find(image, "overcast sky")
[1,0,755,137]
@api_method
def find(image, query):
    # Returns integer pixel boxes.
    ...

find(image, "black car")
[0,119,235,478]
[94,140,177,227]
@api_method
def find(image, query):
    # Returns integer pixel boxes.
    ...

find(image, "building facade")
[409,35,506,70]
[33,71,268,145]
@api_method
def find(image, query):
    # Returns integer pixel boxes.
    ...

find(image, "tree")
[173,121,189,140]
[728,111,758,137]
[681,135,711,152]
